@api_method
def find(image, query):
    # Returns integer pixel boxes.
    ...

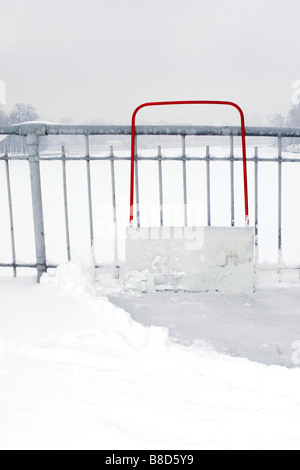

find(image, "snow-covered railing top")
[1,123,300,137]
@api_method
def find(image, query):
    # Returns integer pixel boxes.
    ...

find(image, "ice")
[125,226,255,293]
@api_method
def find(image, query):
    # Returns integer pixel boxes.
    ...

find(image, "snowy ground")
[1,257,300,450]
[2,142,300,449]
[109,283,300,368]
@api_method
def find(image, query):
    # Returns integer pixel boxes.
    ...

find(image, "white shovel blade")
[125,226,255,293]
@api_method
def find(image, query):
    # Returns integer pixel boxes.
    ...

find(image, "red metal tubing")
[130,101,249,226]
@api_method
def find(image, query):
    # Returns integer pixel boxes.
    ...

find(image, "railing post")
[62,146,71,261]
[158,145,164,227]
[206,146,211,227]
[134,135,141,228]
[4,145,17,277]
[110,145,120,279]
[26,132,47,282]
[278,136,283,277]
[182,135,188,226]
[254,147,259,262]
[230,135,235,227]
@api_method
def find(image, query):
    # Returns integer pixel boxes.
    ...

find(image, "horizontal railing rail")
[1,123,300,137]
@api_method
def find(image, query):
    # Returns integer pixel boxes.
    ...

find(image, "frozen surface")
[126,226,255,293]
[1,257,300,450]
[110,282,300,368]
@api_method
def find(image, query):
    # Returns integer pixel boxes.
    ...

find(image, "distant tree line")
[268,104,300,147]
[0,103,39,125]
[269,103,300,128]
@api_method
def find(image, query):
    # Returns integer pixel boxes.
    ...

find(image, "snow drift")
[1,257,300,450]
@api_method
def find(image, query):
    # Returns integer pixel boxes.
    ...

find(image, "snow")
[110,276,300,368]
[1,256,300,450]
[2,141,300,449]
[10,121,62,126]
[287,144,300,153]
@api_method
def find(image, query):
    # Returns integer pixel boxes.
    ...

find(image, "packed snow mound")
[41,256,170,354]
[42,254,98,296]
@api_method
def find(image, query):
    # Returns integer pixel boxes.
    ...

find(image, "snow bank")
[1,257,300,450]
[42,254,98,296]
[41,256,170,355]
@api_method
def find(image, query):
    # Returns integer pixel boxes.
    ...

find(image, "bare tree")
[9,103,40,124]
[0,104,39,154]
[0,106,9,125]
[268,113,286,127]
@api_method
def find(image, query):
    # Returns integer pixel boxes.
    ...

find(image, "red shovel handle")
[130,101,249,227]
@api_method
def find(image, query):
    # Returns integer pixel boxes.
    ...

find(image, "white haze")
[1,0,300,125]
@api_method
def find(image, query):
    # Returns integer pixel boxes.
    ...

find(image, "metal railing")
[1,122,300,281]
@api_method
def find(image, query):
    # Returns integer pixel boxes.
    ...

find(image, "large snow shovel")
[125,101,254,293]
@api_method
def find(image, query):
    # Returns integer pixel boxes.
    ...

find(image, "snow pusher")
[125,101,255,293]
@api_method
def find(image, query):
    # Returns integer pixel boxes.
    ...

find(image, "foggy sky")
[1,0,300,125]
